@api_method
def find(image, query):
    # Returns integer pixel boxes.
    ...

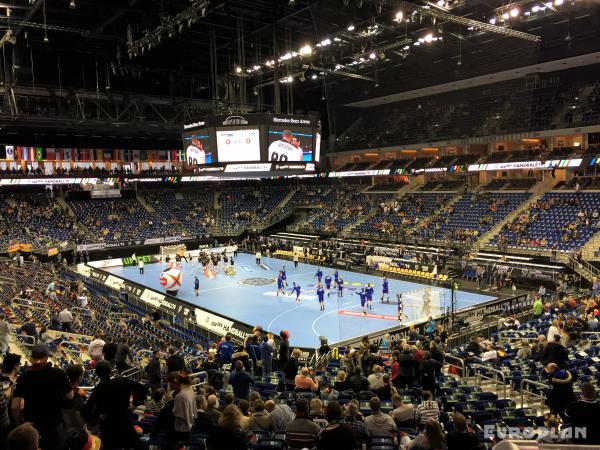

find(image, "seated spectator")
[364,397,397,439]
[228,361,254,400]
[408,418,446,450]
[343,401,369,444]
[194,395,215,435]
[348,368,369,393]
[480,344,497,362]
[415,390,440,427]
[309,398,325,420]
[375,374,396,401]
[446,412,480,450]
[390,395,415,428]
[285,398,321,449]
[265,399,295,434]
[333,370,352,392]
[367,365,385,391]
[145,388,166,415]
[247,399,270,433]
[295,367,319,391]
[516,340,532,359]
[318,401,359,450]
[7,423,40,450]
[206,404,249,450]
[205,394,222,423]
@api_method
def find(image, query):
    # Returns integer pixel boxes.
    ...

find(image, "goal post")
[159,244,187,261]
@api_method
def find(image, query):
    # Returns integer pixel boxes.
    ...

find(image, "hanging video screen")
[215,127,261,162]
[183,129,213,165]
[268,126,314,162]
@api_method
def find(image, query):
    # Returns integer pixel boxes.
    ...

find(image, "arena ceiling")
[0,0,598,146]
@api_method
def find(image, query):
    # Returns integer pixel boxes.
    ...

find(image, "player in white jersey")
[186,137,206,165]
[268,130,303,161]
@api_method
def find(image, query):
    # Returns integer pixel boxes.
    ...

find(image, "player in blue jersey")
[333,270,339,286]
[315,268,323,283]
[381,277,390,303]
[316,284,325,310]
[289,282,301,303]
[194,276,200,296]
[365,283,374,310]
[276,272,285,296]
[356,288,367,316]
[281,266,288,287]
[324,275,332,296]
[337,278,344,297]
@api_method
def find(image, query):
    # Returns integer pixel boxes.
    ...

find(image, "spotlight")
[394,11,403,21]
[502,12,509,19]
[436,0,445,6]
[43,35,49,43]
[510,8,519,17]
[69,0,76,9]
[369,52,377,59]
[288,0,296,5]
[347,24,355,31]
[235,66,242,73]
[424,33,433,43]
[489,18,496,24]
[252,64,261,70]
[545,1,553,6]
[298,44,312,55]
[532,5,540,12]
[554,0,563,4]
[252,87,258,95]
[286,75,294,82]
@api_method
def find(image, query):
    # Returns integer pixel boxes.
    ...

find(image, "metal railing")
[121,365,144,383]
[567,255,600,281]
[469,363,508,400]
[444,353,466,378]
[519,379,548,409]
[13,297,50,313]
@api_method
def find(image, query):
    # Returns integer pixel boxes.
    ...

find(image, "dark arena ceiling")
[0,0,598,148]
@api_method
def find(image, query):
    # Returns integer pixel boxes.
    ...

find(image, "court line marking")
[311,298,357,339]
[267,304,306,332]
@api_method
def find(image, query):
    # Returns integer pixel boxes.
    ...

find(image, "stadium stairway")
[55,196,76,218]
[580,226,600,261]
[248,188,299,233]
[136,193,156,213]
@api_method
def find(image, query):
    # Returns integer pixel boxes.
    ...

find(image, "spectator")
[542,363,575,420]
[1,353,21,392]
[85,360,147,449]
[364,397,397,439]
[247,399,270,433]
[408,418,446,450]
[446,412,480,450]
[516,340,532,359]
[87,333,105,362]
[228,361,254,400]
[390,395,415,428]
[206,405,249,450]
[415,390,440,427]
[18,318,37,343]
[419,351,439,395]
[348,368,369,393]
[259,336,274,377]
[542,335,568,368]
[167,371,197,445]
[231,345,251,373]
[166,347,186,373]
[218,335,235,365]
[278,330,290,372]
[113,338,131,373]
[58,307,73,333]
[309,398,325,420]
[565,382,600,445]
[0,315,9,355]
[285,399,321,449]
[265,399,295,434]
[145,349,163,390]
[343,401,369,443]
[194,395,215,434]
[533,296,544,316]
[284,348,301,391]
[295,367,319,392]
[480,344,498,362]
[466,336,482,356]
[547,320,561,343]
[333,370,352,392]
[376,374,396,401]
[145,388,166,415]
[397,345,417,389]
[101,336,117,364]
[428,342,444,375]
[367,365,385,391]
[318,401,359,450]
[206,394,222,423]
[7,423,40,450]
[11,344,73,450]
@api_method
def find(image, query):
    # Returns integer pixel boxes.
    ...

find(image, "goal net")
[160,244,187,262]
[383,287,446,321]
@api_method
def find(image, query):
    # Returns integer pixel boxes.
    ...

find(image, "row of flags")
[2,146,184,162]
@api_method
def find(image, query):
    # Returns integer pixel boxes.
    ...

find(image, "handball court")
[104,253,495,348]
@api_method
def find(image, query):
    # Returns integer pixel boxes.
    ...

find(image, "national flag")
[35,147,43,161]
[5,145,14,160]
[14,146,21,160]
[77,148,88,161]
[46,148,56,161]
[132,150,140,161]
[103,150,113,161]
[63,148,73,161]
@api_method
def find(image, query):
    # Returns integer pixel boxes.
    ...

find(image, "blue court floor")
[104,254,495,348]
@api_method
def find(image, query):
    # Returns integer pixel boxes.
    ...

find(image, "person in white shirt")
[547,320,561,343]
[268,130,303,162]
[138,259,144,275]
[367,365,385,391]
[481,344,498,362]
[58,308,74,333]
[88,333,106,361]
[293,253,299,269]
[255,251,261,265]
[78,293,88,309]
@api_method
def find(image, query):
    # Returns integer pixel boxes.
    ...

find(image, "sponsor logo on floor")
[259,263,271,270]
[238,277,275,286]
[338,310,398,321]
[241,265,254,273]
[264,292,316,300]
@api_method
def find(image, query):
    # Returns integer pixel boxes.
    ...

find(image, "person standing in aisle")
[138,258,144,275]
[293,252,299,269]
[256,250,261,265]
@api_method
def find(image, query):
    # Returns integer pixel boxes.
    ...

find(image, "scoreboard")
[182,114,321,173]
